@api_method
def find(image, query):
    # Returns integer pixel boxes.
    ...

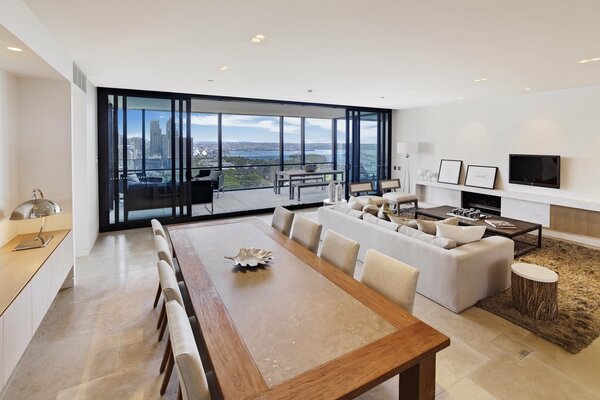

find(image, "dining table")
[274,169,345,199]
[168,219,449,400]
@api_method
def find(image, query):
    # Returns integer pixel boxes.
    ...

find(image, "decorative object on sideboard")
[303,164,318,172]
[335,182,343,201]
[437,159,463,185]
[449,207,487,220]
[465,165,498,189]
[396,142,419,193]
[10,189,62,251]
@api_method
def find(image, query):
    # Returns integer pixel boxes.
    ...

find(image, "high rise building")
[149,120,161,156]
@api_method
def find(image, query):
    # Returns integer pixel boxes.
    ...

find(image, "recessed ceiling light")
[6,46,23,52]
[307,89,313,93]
[207,79,214,82]
[380,96,385,99]
[474,78,488,82]
[251,34,266,43]
[458,97,464,100]
[524,87,531,91]
[219,66,229,71]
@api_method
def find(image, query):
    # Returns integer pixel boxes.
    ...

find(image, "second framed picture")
[437,159,463,185]
[465,165,498,189]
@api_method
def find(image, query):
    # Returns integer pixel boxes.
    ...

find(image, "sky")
[119,110,378,144]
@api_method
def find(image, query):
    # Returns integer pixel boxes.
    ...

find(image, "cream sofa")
[317,206,514,313]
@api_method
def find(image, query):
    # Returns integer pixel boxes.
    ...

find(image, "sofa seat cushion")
[363,213,400,231]
[436,224,486,245]
[417,216,459,235]
[388,214,418,228]
[398,225,457,249]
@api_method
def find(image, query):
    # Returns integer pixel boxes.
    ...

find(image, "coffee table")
[415,205,542,256]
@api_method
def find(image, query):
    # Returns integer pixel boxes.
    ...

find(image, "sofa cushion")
[436,224,486,245]
[398,225,457,249]
[362,204,379,216]
[348,209,365,219]
[417,216,459,235]
[363,213,400,231]
[388,214,418,228]
[333,204,364,219]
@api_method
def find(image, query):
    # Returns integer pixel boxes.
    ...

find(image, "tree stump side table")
[511,263,558,320]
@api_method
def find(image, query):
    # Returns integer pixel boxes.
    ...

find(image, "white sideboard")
[416,180,600,229]
[0,230,74,390]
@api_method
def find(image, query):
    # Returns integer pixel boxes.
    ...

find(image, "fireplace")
[461,191,501,216]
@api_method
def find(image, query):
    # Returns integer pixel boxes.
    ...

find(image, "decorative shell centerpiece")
[224,248,273,267]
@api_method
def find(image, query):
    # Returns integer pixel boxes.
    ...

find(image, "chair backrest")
[166,301,211,400]
[360,249,420,313]
[151,219,173,254]
[379,179,401,192]
[349,181,374,196]
[271,206,295,237]
[319,230,360,277]
[290,215,323,253]
[157,260,184,307]
[155,234,175,270]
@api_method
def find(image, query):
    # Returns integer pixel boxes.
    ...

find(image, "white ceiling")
[0,25,63,80]
[22,0,600,109]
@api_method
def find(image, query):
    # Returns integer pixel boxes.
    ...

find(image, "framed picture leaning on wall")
[465,165,498,189]
[437,159,463,185]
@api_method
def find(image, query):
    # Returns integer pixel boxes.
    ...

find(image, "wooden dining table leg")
[398,355,436,400]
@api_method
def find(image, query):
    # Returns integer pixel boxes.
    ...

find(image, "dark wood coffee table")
[415,205,542,256]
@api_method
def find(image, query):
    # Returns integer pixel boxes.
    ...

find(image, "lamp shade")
[10,189,61,220]
[397,142,419,154]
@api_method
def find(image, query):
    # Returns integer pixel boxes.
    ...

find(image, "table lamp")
[10,189,62,251]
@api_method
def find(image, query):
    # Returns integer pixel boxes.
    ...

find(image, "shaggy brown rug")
[477,236,600,354]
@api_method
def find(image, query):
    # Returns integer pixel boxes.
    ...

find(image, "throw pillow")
[416,216,459,235]
[349,200,363,211]
[348,210,365,219]
[388,214,418,228]
[362,204,379,216]
[362,213,379,224]
[377,204,391,221]
[436,224,486,245]
[397,225,457,249]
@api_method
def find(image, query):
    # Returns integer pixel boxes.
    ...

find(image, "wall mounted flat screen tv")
[509,154,561,189]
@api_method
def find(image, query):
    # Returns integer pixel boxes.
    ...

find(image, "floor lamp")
[396,142,419,193]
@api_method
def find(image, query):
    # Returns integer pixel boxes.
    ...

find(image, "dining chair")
[271,206,294,237]
[349,181,387,206]
[379,179,418,215]
[290,215,323,253]
[166,300,212,400]
[360,249,420,313]
[155,234,183,281]
[157,261,213,396]
[151,219,172,308]
[319,230,360,277]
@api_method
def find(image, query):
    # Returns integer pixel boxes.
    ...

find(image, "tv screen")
[509,154,560,189]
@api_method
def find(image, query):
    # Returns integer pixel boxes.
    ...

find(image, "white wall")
[0,70,19,246]
[16,77,73,233]
[393,85,600,201]
[71,81,98,256]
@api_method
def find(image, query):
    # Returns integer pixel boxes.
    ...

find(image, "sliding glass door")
[346,109,391,192]
[100,94,191,229]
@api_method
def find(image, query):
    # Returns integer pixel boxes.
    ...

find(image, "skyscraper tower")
[149,120,161,156]
[164,118,179,158]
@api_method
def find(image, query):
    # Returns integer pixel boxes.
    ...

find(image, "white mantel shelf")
[416,180,600,213]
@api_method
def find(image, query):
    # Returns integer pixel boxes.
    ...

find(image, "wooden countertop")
[0,229,71,316]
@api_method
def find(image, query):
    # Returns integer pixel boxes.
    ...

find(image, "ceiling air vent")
[72,63,87,93]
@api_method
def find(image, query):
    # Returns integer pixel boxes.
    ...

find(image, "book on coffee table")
[485,219,517,229]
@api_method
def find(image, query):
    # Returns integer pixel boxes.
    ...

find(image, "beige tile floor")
[1,210,599,400]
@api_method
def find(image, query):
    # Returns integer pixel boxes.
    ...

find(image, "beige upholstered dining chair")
[290,215,323,253]
[360,249,420,313]
[151,219,174,308]
[271,206,295,237]
[157,261,213,397]
[166,300,212,400]
[319,230,360,277]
